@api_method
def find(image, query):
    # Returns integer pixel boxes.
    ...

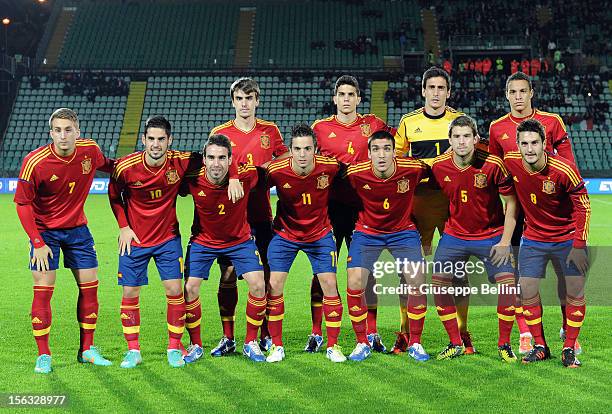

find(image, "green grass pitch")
[0,194,611,413]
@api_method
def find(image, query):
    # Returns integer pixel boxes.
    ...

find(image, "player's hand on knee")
[119,226,140,256]
[33,245,53,272]
[490,243,511,266]
[566,247,589,275]
[227,178,244,203]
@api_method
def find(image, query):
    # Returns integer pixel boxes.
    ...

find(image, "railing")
[35,0,65,70]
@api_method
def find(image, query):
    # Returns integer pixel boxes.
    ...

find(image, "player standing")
[344,130,429,361]
[393,67,468,353]
[208,78,289,356]
[489,71,577,355]
[310,75,396,353]
[504,119,589,368]
[430,115,519,362]
[265,124,345,363]
[15,108,113,373]
[182,134,268,362]
[109,116,206,368]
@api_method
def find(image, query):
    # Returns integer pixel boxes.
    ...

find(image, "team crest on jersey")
[397,178,409,193]
[317,174,330,189]
[360,123,371,137]
[474,173,488,188]
[81,157,92,174]
[542,179,556,194]
[166,169,180,185]
[260,134,271,149]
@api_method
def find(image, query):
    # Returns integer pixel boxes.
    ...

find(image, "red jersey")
[503,152,590,248]
[108,150,200,247]
[210,118,288,224]
[488,109,574,162]
[183,164,258,248]
[312,113,396,164]
[345,158,428,235]
[431,150,515,240]
[266,155,339,242]
[14,139,114,246]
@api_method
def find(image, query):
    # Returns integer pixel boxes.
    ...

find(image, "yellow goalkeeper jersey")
[394,106,463,166]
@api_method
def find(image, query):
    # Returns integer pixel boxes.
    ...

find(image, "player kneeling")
[182,134,268,362]
[430,115,519,362]
[265,124,345,363]
[344,131,430,362]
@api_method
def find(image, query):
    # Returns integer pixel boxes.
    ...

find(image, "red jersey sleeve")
[94,144,115,174]
[372,115,398,137]
[15,203,45,248]
[108,167,130,229]
[551,118,575,163]
[563,165,590,248]
[488,124,504,158]
[14,153,46,247]
[271,126,289,158]
[492,158,515,196]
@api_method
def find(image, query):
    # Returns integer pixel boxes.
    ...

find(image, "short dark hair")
[144,115,171,137]
[505,71,532,92]
[334,75,360,96]
[422,66,451,90]
[290,123,317,149]
[230,77,260,99]
[368,130,395,150]
[448,115,478,138]
[516,119,545,144]
[204,134,233,157]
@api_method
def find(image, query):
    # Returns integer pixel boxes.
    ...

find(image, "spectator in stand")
[511,60,520,74]
[443,60,452,74]
[530,58,541,77]
[521,58,530,75]
[482,57,492,76]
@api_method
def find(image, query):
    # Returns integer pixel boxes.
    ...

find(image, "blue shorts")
[118,237,183,287]
[518,237,583,278]
[268,231,337,274]
[218,221,273,267]
[347,230,423,271]
[29,225,98,271]
[185,238,264,280]
[433,233,515,283]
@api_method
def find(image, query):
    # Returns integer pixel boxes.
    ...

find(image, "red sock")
[366,306,378,335]
[310,276,323,336]
[218,281,237,339]
[495,274,516,346]
[432,275,461,345]
[260,317,270,341]
[365,275,378,335]
[32,285,54,355]
[267,294,284,346]
[323,295,343,347]
[407,293,427,346]
[560,304,567,332]
[347,288,368,344]
[515,306,530,335]
[523,295,546,346]
[245,293,266,343]
[564,296,586,348]
[121,296,140,350]
[167,294,186,350]
[77,280,99,352]
[185,297,202,347]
